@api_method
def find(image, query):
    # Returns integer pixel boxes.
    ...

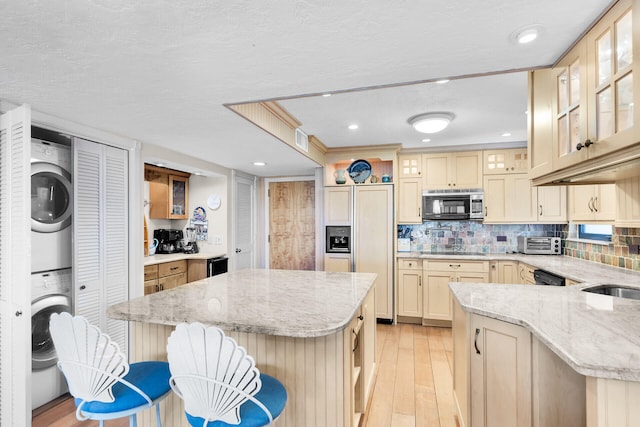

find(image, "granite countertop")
[398,252,640,285]
[450,281,640,381]
[108,269,377,338]
[144,251,227,266]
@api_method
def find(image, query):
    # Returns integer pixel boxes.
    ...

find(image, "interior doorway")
[267,179,315,270]
[232,172,256,270]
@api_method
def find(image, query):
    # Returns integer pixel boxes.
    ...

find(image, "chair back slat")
[167,323,262,424]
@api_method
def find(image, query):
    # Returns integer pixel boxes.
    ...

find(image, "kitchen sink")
[581,284,640,300]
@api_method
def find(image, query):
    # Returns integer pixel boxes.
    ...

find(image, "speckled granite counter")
[108,268,376,338]
[143,251,226,266]
[398,252,640,285]
[450,281,640,381]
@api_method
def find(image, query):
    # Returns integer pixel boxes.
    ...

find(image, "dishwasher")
[533,269,566,286]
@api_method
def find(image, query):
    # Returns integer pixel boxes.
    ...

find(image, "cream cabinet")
[423,260,488,324]
[483,148,529,175]
[568,184,616,222]
[397,259,422,318]
[528,68,556,178]
[423,151,482,190]
[397,178,422,224]
[616,176,640,227]
[324,253,351,272]
[489,260,519,284]
[536,185,568,223]
[483,174,537,223]
[518,262,536,285]
[398,154,422,178]
[324,186,352,225]
[470,314,532,427]
[531,0,640,183]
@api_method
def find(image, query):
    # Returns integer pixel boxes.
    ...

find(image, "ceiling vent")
[295,128,309,152]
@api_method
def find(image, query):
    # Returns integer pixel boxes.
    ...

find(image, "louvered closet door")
[73,138,128,354]
[0,105,31,425]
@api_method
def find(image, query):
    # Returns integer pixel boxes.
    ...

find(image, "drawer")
[144,264,159,280]
[398,259,422,270]
[158,259,187,277]
[144,279,159,295]
[424,259,489,273]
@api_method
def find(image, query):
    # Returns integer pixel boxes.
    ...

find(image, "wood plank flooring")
[32,323,455,427]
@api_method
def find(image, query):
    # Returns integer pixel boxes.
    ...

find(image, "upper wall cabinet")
[423,151,482,190]
[145,164,191,219]
[483,148,529,175]
[531,0,640,183]
[398,154,422,178]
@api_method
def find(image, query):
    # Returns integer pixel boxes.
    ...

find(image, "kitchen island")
[450,281,640,427]
[108,269,377,427]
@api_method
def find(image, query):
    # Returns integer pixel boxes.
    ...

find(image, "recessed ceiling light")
[348,124,359,130]
[435,79,450,84]
[322,93,332,97]
[510,24,544,44]
[502,132,512,137]
[408,112,455,134]
[253,161,266,166]
[422,138,431,143]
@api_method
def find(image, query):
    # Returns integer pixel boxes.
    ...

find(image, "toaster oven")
[517,236,562,255]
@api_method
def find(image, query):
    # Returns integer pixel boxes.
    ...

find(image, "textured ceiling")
[0,0,614,176]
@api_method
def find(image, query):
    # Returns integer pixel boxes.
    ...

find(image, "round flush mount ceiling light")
[510,24,544,44]
[408,112,455,134]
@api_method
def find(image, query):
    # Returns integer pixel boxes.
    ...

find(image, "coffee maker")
[153,229,184,254]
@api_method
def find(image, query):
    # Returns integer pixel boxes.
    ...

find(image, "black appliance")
[154,228,184,254]
[207,256,228,276]
[326,226,351,253]
[533,269,566,286]
[422,191,484,221]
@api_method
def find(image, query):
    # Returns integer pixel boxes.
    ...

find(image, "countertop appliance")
[154,228,184,254]
[207,256,228,277]
[422,190,484,221]
[517,236,562,255]
[533,269,566,286]
[326,225,351,253]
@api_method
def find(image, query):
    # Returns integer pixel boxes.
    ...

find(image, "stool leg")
[130,414,137,427]
[155,403,163,427]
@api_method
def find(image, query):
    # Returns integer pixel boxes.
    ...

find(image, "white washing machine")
[31,139,73,273]
[31,268,72,409]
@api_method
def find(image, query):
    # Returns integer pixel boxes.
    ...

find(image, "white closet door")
[73,138,128,354]
[0,105,31,425]
[233,173,255,270]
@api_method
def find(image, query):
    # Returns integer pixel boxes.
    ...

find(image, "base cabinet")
[470,314,532,427]
[144,260,187,295]
[490,261,519,284]
[397,259,423,318]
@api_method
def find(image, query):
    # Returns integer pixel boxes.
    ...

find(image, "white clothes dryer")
[31,139,72,273]
[31,268,72,409]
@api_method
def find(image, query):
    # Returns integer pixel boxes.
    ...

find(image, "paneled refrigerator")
[324,185,394,321]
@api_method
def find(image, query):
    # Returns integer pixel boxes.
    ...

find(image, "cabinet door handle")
[593,196,598,212]
[155,284,160,292]
[170,266,179,271]
[474,328,481,355]
[539,205,543,216]
[352,329,360,353]
[419,276,422,286]
[576,142,584,151]
[584,139,594,148]
[484,206,488,217]
[418,207,421,218]
[588,197,594,212]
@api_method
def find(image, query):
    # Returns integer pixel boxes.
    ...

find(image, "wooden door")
[269,180,315,270]
[423,153,450,190]
[324,186,351,225]
[483,175,507,222]
[537,186,568,223]
[569,185,596,221]
[397,178,422,224]
[452,151,482,188]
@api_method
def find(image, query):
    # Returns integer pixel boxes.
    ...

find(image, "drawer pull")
[170,266,180,271]
[449,264,461,268]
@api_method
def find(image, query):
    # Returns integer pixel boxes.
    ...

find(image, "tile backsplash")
[564,227,640,271]
[398,222,564,254]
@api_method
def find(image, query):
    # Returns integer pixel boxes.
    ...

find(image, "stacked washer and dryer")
[30,138,73,409]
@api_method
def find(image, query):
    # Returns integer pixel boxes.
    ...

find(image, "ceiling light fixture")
[510,24,543,45]
[253,161,266,166]
[348,124,359,130]
[408,112,454,134]
[422,138,431,143]
[322,93,332,97]
[435,79,450,84]
[502,132,512,137]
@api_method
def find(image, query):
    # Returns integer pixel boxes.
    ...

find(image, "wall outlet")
[496,235,507,242]
[214,236,222,245]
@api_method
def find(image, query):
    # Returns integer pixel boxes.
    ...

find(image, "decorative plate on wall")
[347,159,372,184]
[207,194,221,210]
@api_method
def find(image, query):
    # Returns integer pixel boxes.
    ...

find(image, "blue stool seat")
[185,374,287,427]
[75,361,172,417]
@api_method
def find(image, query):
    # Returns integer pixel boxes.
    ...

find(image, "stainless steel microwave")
[422,191,484,221]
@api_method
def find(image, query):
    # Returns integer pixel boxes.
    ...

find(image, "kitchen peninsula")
[108,269,377,427]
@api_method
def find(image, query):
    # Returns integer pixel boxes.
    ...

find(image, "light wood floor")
[33,323,455,427]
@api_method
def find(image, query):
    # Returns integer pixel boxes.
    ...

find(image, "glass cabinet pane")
[569,108,581,151]
[616,72,634,132]
[558,115,569,156]
[171,179,186,215]
[557,70,569,111]
[569,61,581,105]
[597,87,613,139]
[597,30,612,86]
[616,11,633,71]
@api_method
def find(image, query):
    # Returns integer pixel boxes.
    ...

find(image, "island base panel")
[128,322,355,427]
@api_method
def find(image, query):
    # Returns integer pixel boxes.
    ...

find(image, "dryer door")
[31,162,72,233]
[31,294,71,370]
